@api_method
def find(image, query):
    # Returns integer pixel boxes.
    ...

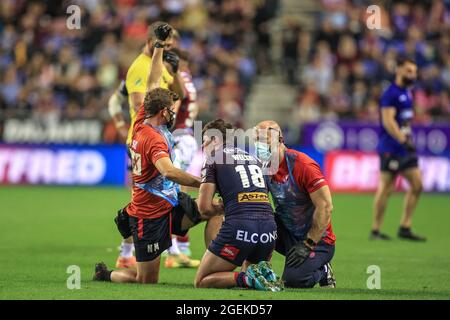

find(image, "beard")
[402,76,416,86]
[164,111,176,131]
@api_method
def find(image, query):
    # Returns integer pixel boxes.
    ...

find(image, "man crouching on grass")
[254,120,336,288]
[194,120,283,291]
[93,23,223,284]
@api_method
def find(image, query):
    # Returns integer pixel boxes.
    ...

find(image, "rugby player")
[371,56,426,241]
[108,21,199,269]
[159,34,201,265]
[93,24,223,284]
[254,121,336,288]
[107,80,129,143]
[194,120,283,291]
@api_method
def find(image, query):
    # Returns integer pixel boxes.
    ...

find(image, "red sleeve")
[135,103,146,125]
[146,135,170,164]
[295,158,328,194]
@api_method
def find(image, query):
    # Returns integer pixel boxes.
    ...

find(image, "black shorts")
[171,192,202,237]
[127,192,201,262]
[379,152,418,175]
[129,214,172,262]
[208,217,277,266]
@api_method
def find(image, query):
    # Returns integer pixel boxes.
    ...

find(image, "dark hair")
[144,88,179,116]
[396,55,416,67]
[202,119,234,142]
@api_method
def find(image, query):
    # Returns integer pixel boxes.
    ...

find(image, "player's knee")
[194,276,204,288]
[137,278,158,284]
[411,181,423,195]
[283,270,315,289]
[380,185,392,197]
[136,274,158,284]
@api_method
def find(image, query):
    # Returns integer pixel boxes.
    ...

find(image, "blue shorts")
[208,217,277,266]
[379,152,418,175]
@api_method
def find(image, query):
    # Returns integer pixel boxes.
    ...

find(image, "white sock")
[168,237,181,255]
[178,241,190,252]
[119,241,134,258]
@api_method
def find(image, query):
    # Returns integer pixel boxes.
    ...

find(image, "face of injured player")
[202,134,221,157]
[202,119,234,157]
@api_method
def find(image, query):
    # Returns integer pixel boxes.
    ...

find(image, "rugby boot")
[245,264,280,292]
[165,253,200,268]
[257,261,284,291]
[93,262,111,282]
[369,230,391,240]
[398,227,426,242]
[319,263,336,288]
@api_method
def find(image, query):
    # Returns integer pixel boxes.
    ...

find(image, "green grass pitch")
[0,186,449,300]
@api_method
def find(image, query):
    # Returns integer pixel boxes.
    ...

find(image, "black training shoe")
[93,262,111,281]
[369,231,391,240]
[398,227,426,242]
[319,263,336,288]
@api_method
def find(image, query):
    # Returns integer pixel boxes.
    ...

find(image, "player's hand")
[286,241,312,268]
[402,140,416,153]
[211,198,224,215]
[163,51,179,73]
[154,23,172,41]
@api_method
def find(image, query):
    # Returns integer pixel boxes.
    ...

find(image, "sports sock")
[105,270,113,282]
[177,241,190,252]
[168,237,181,255]
[119,241,134,258]
[177,235,189,242]
[234,272,249,288]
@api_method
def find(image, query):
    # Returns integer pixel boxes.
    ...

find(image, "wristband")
[154,41,165,48]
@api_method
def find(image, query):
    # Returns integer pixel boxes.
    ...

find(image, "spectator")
[291,0,449,126]
[282,17,301,84]
[0,0,280,134]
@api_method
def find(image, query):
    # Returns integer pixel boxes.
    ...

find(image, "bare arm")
[381,107,407,144]
[169,72,185,100]
[198,183,216,216]
[107,89,128,142]
[198,183,224,216]
[308,185,333,244]
[154,157,201,188]
[129,92,145,114]
[147,44,165,92]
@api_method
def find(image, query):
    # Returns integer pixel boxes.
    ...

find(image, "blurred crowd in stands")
[0,0,278,133]
[284,0,450,125]
[0,0,449,142]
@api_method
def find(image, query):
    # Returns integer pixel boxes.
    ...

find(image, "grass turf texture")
[0,186,449,300]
